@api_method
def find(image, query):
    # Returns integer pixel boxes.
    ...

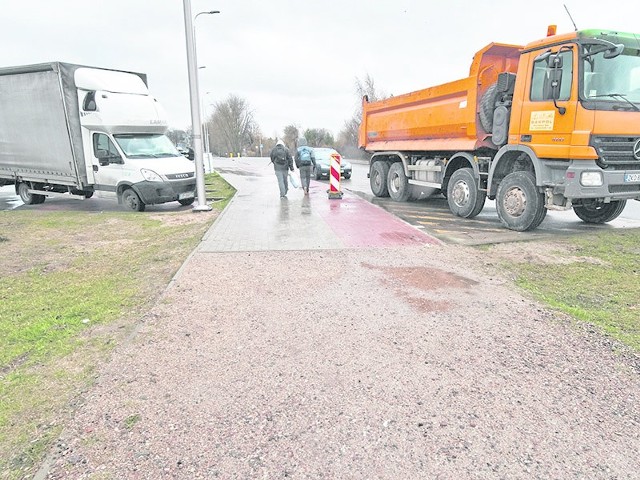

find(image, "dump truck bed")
[359,43,522,153]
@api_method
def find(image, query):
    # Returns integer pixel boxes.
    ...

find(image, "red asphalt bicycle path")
[314,189,441,248]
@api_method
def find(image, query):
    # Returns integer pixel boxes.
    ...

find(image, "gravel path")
[43,244,640,479]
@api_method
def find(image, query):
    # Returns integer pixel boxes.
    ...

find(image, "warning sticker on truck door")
[529,111,555,131]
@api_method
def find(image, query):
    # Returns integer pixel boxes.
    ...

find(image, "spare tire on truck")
[479,83,500,133]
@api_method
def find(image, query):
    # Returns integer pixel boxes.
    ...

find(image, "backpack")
[274,145,287,165]
[299,147,312,166]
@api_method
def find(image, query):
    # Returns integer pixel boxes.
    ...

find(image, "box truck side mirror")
[96,149,123,165]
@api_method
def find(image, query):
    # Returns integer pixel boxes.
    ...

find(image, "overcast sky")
[2,0,639,139]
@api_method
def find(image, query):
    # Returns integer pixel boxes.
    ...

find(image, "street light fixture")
[181,1,219,212]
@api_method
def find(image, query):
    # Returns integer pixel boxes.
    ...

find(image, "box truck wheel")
[387,162,412,202]
[18,182,45,205]
[370,161,390,197]
[574,200,626,224]
[178,197,195,206]
[447,168,486,218]
[122,188,146,212]
[496,171,546,231]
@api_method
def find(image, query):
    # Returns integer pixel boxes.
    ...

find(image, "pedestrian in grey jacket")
[295,137,316,195]
[270,139,294,197]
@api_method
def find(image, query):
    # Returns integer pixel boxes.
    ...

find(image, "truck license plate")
[178,191,195,200]
[624,173,640,183]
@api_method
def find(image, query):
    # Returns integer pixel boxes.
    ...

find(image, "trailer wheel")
[447,168,486,218]
[479,83,499,133]
[17,182,45,205]
[370,161,390,197]
[574,200,626,224]
[387,162,412,202]
[496,171,547,231]
[122,188,146,212]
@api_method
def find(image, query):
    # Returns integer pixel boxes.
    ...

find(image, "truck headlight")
[580,171,603,187]
[141,169,163,182]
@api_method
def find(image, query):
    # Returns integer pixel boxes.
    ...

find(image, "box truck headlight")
[580,171,603,187]
[141,169,163,182]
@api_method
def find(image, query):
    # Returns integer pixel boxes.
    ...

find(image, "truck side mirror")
[187,148,194,161]
[548,53,563,68]
[603,43,624,59]
[96,149,123,165]
[96,149,110,166]
[547,69,567,115]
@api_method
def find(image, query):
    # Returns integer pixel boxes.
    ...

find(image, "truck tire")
[18,182,45,205]
[447,168,486,218]
[574,200,626,224]
[122,188,146,212]
[178,197,196,206]
[479,83,499,133]
[370,161,390,197]
[387,162,412,202]
[496,171,547,231]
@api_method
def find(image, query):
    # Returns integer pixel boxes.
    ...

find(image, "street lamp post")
[182,2,219,212]
[194,11,220,174]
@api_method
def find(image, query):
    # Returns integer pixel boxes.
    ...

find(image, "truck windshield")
[114,134,181,159]
[582,43,640,109]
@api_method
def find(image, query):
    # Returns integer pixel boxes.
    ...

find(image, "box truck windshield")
[114,134,182,159]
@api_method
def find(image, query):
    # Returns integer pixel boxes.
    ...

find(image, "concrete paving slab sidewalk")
[39,158,640,480]
[199,157,439,252]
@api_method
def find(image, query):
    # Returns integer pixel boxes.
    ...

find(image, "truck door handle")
[93,165,99,172]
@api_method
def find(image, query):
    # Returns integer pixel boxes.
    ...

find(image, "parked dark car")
[311,148,352,180]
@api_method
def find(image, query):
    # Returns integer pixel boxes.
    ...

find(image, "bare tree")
[337,74,387,158]
[208,94,256,156]
[355,73,386,104]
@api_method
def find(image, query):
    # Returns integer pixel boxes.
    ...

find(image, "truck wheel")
[178,197,196,206]
[574,200,626,224]
[18,182,45,205]
[447,168,486,218]
[122,188,146,212]
[496,171,547,231]
[370,161,390,197]
[479,83,499,133]
[387,162,412,202]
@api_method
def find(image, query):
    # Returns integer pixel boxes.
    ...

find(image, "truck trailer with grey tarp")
[0,62,196,210]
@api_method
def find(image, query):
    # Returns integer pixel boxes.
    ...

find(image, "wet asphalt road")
[3,159,640,245]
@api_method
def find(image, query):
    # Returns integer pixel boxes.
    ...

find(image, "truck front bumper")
[133,179,196,205]
[561,161,640,201]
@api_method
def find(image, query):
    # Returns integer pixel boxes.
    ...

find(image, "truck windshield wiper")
[589,93,640,112]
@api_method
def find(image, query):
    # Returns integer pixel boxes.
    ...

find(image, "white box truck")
[0,62,196,211]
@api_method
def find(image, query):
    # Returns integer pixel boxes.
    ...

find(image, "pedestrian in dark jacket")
[295,137,316,195]
[270,139,294,197]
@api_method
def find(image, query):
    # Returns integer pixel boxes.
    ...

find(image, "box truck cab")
[0,62,196,211]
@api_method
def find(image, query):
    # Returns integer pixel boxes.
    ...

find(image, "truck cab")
[76,67,196,211]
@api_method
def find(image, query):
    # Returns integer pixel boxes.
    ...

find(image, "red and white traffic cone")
[327,152,343,199]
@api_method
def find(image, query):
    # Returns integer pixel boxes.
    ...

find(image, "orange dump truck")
[359,27,640,231]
